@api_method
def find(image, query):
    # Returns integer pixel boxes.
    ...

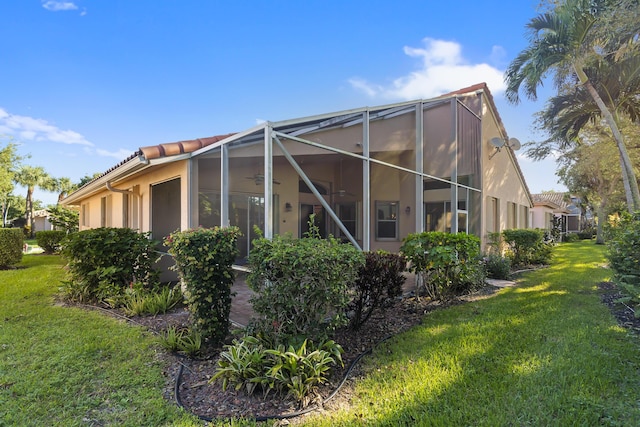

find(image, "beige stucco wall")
[79,161,189,233]
[480,102,531,247]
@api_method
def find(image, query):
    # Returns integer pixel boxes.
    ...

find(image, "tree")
[50,176,77,204]
[505,0,640,211]
[0,141,23,227]
[13,166,53,236]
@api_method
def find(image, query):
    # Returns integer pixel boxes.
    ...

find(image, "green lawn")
[0,255,198,426]
[302,241,640,426]
[2,242,640,426]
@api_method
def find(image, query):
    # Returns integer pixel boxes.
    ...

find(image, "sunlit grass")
[0,255,198,426]
[302,241,640,426]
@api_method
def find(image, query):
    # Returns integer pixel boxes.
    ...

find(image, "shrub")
[120,285,183,316]
[606,212,640,316]
[501,229,553,267]
[247,222,364,345]
[0,228,23,268]
[349,251,406,330]
[577,227,596,240]
[400,232,485,301]
[211,336,343,406]
[483,254,511,280]
[563,232,580,243]
[35,230,66,254]
[61,227,160,303]
[159,327,202,357]
[165,226,241,347]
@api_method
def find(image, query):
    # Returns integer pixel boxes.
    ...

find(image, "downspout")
[106,181,134,194]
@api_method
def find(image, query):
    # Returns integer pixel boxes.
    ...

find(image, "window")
[81,203,89,227]
[519,205,529,228]
[336,202,358,240]
[425,201,451,232]
[375,201,398,240]
[507,202,517,229]
[100,195,112,227]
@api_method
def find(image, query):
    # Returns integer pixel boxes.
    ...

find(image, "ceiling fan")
[245,173,281,186]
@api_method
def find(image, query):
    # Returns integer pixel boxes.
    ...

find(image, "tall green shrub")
[606,212,640,315]
[502,229,552,267]
[247,227,364,345]
[400,232,484,301]
[61,227,160,303]
[165,226,241,347]
[35,230,66,254]
[0,228,23,268]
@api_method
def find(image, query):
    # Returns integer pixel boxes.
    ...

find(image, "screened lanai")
[190,94,484,262]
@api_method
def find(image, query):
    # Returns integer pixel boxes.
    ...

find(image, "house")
[62,83,532,279]
[531,193,582,234]
[32,209,54,233]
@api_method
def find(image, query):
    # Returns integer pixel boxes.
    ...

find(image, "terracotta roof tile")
[139,133,235,160]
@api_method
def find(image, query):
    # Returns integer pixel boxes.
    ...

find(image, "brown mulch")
[86,279,639,423]
[598,281,640,333]
[118,285,502,423]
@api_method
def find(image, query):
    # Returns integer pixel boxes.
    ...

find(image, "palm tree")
[13,165,53,237]
[505,0,640,211]
[51,177,77,204]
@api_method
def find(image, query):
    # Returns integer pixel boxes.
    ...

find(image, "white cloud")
[95,148,135,159]
[350,38,507,100]
[0,107,93,146]
[42,1,78,11]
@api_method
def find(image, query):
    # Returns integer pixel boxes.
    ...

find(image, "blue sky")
[1,0,564,206]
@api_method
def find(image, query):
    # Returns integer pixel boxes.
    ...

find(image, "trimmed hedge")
[61,227,160,303]
[247,227,364,345]
[36,230,67,254]
[0,228,23,268]
[165,226,241,347]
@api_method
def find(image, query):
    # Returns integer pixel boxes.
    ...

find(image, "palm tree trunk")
[574,65,640,211]
[25,186,34,238]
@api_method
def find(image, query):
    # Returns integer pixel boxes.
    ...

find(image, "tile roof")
[139,133,235,160]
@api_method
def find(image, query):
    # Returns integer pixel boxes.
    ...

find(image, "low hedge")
[0,228,23,268]
[36,230,67,254]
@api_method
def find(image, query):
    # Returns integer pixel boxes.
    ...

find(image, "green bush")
[211,336,343,405]
[61,227,160,304]
[247,223,364,345]
[606,212,640,316]
[483,253,512,280]
[159,326,202,357]
[35,230,66,254]
[501,229,553,267]
[400,232,485,301]
[563,232,580,243]
[118,285,183,316]
[577,228,596,240]
[165,226,241,347]
[349,251,406,330]
[0,228,23,268]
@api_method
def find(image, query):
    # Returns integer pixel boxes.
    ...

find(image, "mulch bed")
[83,279,639,423]
[128,285,502,422]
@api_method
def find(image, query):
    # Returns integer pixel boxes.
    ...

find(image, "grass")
[0,255,199,426]
[3,242,640,426]
[301,241,640,426]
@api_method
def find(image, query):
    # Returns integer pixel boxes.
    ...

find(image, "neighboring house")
[531,193,582,233]
[32,209,54,233]
[62,83,532,279]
